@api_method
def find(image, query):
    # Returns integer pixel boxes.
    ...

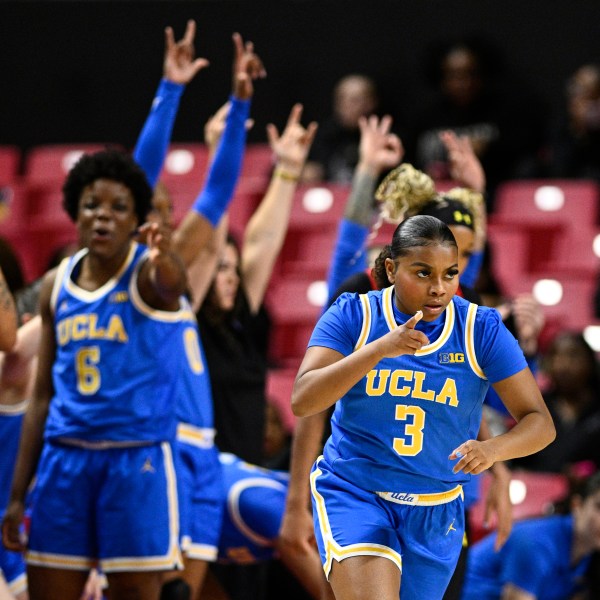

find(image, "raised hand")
[377,310,429,358]
[203,101,255,153]
[231,32,266,100]
[358,115,404,176]
[267,104,318,178]
[163,19,210,85]
[440,130,486,192]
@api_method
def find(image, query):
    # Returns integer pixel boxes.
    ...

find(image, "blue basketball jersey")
[310,287,527,493]
[462,514,591,599]
[45,243,195,443]
[217,453,288,564]
[0,401,26,511]
[173,309,214,430]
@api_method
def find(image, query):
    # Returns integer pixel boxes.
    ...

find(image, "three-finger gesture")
[358,115,404,175]
[267,104,318,177]
[232,32,266,100]
[440,130,486,193]
[163,19,209,85]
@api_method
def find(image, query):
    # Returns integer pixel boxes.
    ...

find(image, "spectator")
[408,37,544,210]
[513,331,600,473]
[302,74,379,184]
[544,63,600,181]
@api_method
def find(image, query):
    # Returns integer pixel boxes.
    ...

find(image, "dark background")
[2,0,599,159]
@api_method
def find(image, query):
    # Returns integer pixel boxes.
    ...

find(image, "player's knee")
[160,577,191,600]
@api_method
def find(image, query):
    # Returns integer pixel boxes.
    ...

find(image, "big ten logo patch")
[439,353,464,364]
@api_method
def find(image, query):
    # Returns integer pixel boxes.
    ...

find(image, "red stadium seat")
[0,146,21,185]
[158,144,210,189]
[25,144,121,189]
[265,276,326,366]
[469,470,568,543]
[493,179,599,229]
[240,144,275,181]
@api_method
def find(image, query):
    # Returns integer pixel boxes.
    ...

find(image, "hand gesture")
[511,293,544,355]
[449,439,497,475]
[267,104,318,177]
[440,130,486,193]
[138,221,173,264]
[163,20,210,85]
[377,311,429,358]
[1,500,26,552]
[204,101,255,153]
[231,33,266,100]
[358,115,404,176]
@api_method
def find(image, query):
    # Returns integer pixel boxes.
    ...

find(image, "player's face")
[448,224,475,274]
[77,179,138,259]
[213,242,240,312]
[386,243,459,322]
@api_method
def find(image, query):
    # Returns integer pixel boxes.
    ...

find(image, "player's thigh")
[26,566,88,600]
[106,570,163,600]
[329,555,400,600]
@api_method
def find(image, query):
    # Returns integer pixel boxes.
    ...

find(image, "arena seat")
[469,470,568,543]
[158,143,210,189]
[25,144,121,189]
[265,276,326,366]
[0,146,21,185]
[492,179,599,229]
[240,144,275,181]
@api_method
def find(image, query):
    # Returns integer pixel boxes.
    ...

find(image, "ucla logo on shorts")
[390,492,416,504]
[439,352,465,364]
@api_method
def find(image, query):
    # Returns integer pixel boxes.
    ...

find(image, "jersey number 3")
[393,405,425,456]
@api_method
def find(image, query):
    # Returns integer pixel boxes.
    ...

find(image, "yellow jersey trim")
[466,304,486,379]
[354,293,371,351]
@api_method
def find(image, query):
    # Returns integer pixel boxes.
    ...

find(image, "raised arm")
[440,130,487,287]
[172,32,265,268]
[241,104,318,313]
[326,114,403,300]
[134,19,209,187]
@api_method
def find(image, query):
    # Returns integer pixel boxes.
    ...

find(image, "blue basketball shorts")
[27,441,182,573]
[310,456,465,600]
[175,424,224,562]
[0,530,27,596]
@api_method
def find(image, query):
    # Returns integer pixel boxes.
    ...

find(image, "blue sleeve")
[460,249,483,289]
[475,307,528,383]
[133,79,185,188]
[309,292,364,356]
[484,353,538,415]
[325,219,369,309]
[192,96,251,226]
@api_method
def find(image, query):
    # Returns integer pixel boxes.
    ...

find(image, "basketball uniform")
[462,514,591,599]
[27,243,189,573]
[309,287,527,598]
[0,401,27,595]
[217,453,288,564]
[173,302,224,562]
